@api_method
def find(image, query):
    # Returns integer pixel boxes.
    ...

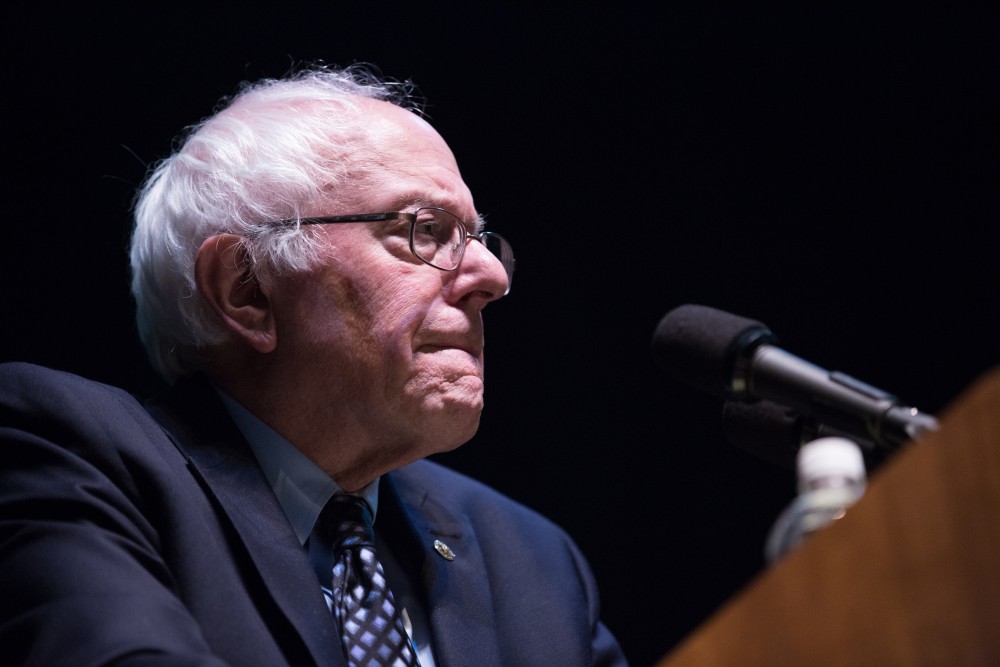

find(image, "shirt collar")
[214,387,379,545]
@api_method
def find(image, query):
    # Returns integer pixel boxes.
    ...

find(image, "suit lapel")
[146,378,345,667]
[382,469,503,667]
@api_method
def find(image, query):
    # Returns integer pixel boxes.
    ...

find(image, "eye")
[413,215,454,245]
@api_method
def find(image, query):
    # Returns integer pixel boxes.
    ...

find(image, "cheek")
[334,273,445,391]
[281,257,448,381]
[365,273,437,347]
[302,266,405,337]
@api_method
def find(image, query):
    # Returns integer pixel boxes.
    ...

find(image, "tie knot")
[322,495,375,552]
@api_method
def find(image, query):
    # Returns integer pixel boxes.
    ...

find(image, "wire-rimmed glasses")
[276,207,514,295]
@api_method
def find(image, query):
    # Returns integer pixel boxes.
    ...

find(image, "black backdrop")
[3,4,998,665]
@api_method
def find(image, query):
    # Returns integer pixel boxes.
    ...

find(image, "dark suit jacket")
[0,362,627,666]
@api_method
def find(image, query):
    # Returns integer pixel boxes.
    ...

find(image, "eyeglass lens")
[411,208,465,269]
[410,209,514,288]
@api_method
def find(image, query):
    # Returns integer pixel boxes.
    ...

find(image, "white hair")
[129,64,421,383]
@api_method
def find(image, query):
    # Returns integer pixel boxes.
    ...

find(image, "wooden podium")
[656,367,1000,666]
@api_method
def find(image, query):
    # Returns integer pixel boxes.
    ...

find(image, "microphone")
[652,304,939,451]
[721,399,881,470]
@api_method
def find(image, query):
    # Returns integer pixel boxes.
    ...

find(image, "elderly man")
[0,64,626,666]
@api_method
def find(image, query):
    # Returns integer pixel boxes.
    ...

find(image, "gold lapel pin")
[433,539,456,561]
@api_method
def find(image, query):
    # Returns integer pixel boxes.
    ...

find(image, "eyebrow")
[391,191,459,210]
[392,192,486,233]
[471,213,487,235]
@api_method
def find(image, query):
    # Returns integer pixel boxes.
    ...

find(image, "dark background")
[3,4,998,665]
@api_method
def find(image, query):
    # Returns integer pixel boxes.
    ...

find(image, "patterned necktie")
[319,494,420,667]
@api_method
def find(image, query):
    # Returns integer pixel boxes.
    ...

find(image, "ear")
[194,234,277,354]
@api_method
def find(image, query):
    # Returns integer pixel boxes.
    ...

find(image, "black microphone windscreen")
[652,304,774,398]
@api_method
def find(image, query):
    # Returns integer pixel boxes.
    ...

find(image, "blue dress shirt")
[215,389,436,666]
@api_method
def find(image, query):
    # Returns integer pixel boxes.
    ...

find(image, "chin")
[420,400,483,454]
[411,372,484,411]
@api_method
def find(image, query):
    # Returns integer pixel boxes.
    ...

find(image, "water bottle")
[764,436,868,565]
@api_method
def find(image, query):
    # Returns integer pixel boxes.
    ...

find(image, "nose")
[448,236,510,307]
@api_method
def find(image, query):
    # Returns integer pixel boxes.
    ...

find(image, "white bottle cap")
[796,437,867,491]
